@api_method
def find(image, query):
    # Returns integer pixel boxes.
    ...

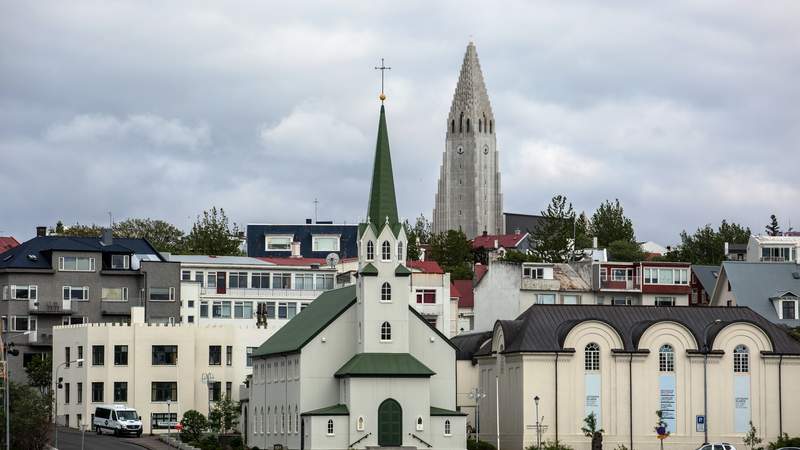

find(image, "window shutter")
[124,255,130,269]
[122,287,128,301]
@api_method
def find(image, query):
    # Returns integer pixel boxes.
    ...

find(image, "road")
[55,427,174,450]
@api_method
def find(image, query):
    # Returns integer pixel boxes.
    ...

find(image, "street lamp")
[702,319,722,445]
[468,387,486,441]
[54,358,84,450]
[167,400,172,440]
[3,330,31,450]
[534,396,541,450]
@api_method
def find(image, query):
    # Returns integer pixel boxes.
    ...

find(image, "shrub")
[197,434,220,450]
[468,437,497,450]
[180,410,208,444]
[526,440,574,450]
[768,434,800,450]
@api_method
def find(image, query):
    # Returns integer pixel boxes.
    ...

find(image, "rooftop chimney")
[592,236,598,249]
[482,230,488,237]
[290,241,301,258]
[306,218,313,224]
[35,226,47,237]
[101,228,113,246]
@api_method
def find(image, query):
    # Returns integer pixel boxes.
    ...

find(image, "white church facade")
[244,103,466,450]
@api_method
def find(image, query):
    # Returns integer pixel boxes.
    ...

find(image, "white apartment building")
[169,255,337,327]
[53,307,273,434]
[746,235,800,263]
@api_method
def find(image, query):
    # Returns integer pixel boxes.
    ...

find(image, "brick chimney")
[36,226,47,237]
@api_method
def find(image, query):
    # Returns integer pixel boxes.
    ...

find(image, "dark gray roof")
[692,265,720,296]
[0,236,162,269]
[478,304,800,356]
[721,262,800,327]
[504,213,547,236]
[451,331,492,360]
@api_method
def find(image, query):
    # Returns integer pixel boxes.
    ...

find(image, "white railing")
[760,256,792,262]
[28,298,72,313]
[28,332,38,344]
[413,303,443,317]
[200,287,325,299]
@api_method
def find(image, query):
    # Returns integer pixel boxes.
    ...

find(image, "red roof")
[474,264,488,285]
[407,260,444,274]
[256,257,328,266]
[0,237,19,254]
[472,233,527,250]
[452,280,474,308]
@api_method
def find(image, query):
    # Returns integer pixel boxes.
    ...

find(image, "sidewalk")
[121,435,175,450]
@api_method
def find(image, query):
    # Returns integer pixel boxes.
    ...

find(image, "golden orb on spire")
[379,93,386,101]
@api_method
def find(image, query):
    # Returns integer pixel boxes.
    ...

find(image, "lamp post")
[167,400,172,439]
[534,396,541,450]
[3,330,31,450]
[702,319,722,444]
[468,387,486,441]
[54,358,84,450]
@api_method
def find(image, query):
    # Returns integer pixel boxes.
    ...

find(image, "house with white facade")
[244,104,465,450]
[745,235,800,263]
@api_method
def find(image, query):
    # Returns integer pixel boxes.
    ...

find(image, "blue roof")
[0,236,162,270]
[720,262,800,327]
[246,224,358,259]
[692,265,720,296]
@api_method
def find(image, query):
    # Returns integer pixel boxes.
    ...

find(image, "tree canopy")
[589,199,636,247]
[405,214,432,261]
[530,195,582,263]
[183,207,243,256]
[428,229,474,280]
[665,220,751,265]
[765,214,781,236]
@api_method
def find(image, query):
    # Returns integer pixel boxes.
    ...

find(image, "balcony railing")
[413,303,443,317]
[199,287,325,299]
[760,256,792,262]
[29,299,72,314]
[599,275,642,291]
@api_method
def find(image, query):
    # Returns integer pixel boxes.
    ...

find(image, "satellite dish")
[326,253,340,268]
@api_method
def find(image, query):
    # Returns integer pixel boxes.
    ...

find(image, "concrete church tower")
[432,42,503,238]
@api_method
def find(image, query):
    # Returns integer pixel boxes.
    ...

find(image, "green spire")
[365,104,399,229]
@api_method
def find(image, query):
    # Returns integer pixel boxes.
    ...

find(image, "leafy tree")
[410,214,432,244]
[53,222,105,237]
[114,218,186,253]
[531,195,580,263]
[666,220,751,265]
[25,353,52,396]
[767,433,800,450]
[0,383,52,450]
[574,212,593,250]
[607,239,645,262]
[589,199,635,247]
[428,229,473,280]
[581,412,604,450]
[180,409,208,444]
[405,214,432,261]
[744,421,762,450]
[183,207,243,256]
[208,396,240,434]
[765,214,781,236]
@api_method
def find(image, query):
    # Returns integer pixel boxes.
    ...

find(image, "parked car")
[697,443,736,450]
[93,404,143,437]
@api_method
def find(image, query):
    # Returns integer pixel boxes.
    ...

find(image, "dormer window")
[111,254,130,270]
[266,235,293,251]
[366,241,375,261]
[780,297,798,320]
[312,235,340,252]
[523,266,544,279]
[381,241,391,261]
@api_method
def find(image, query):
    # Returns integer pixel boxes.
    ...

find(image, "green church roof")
[334,352,435,378]
[253,285,356,357]
[364,105,399,235]
[395,264,412,276]
[359,262,379,276]
[301,404,350,416]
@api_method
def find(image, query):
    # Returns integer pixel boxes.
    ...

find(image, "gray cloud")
[1,0,798,243]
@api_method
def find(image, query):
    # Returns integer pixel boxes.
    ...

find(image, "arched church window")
[479,119,483,132]
[416,416,424,431]
[381,240,391,261]
[266,406,270,433]
[483,113,487,133]
[381,282,392,302]
[734,345,749,373]
[288,406,292,433]
[295,406,299,433]
[357,416,365,431]
[466,118,470,132]
[444,419,451,436]
[490,120,493,134]
[381,321,392,341]
[397,241,404,261]
[366,241,374,261]
[659,344,674,372]
[585,343,600,371]
[451,120,455,134]
[459,112,464,132]
[281,406,285,433]
[327,419,335,435]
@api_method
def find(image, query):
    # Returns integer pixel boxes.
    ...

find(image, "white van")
[93,404,143,437]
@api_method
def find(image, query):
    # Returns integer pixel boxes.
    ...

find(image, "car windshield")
[117,410,138,421]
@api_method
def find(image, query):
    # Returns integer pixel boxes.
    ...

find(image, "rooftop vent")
[27,254,38,261]
[35,226,47,237]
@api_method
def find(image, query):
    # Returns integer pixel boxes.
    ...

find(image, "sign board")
[584,373,601,426]
[734,376,750,433]
[696,415,705,433]
[658,375,676,433]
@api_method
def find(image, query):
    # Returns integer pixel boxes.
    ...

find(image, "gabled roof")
[472,233,527,250]
[359,263,379,276]
[0,235,162,270]
[0,237,19,253]
[692,265,720,296]
[451,331,492,360]
[334,353,435,378]
[407,260,444,274]
[301,404,349,416]
[718,262,800,325]
[253,285,357,357]
[452,280,474,308]
[474,264,488,285]
[395,264,412,276]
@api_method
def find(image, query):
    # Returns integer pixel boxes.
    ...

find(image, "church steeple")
[365,104,399,229]
[448,41,495,132]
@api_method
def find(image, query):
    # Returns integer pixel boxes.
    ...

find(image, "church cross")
[374,58,391,102]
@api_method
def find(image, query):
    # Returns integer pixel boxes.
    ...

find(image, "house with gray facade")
[0,228,180,382]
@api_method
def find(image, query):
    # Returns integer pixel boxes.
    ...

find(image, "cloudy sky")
[2,1,798,244]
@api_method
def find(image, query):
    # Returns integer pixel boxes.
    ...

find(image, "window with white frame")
[733,345,749,373]
[149,287,175,301]
[4,285,37,300]
[397,241,404,261]
[584,343,600,371]
[444,419,451,436]
[655,296,675,306]
[562,294,580,305]
[381,282,392,302]
[63,286,89,301]
[229,272,248,288]
[380,321,392,341]
[101,287,128,301]
[366,241,375,261]
[312,235,340,252]
[523,266,544,279]
[781,299,798,320]
[181,270,191,280]
[266,235,293,251]
[58,256,95,272]
[110,254,130,269]
[327,418,334,435]
[612,296,632,306]
[251,272,270,289]
[536,294,556,304]
[611,268,629,281]
[10,316,36,332]
[644,268,689,285]
[274,273,291,289]
[415,289,436,304]
[659,344,675,372]
[316,274,334,290]
[207,272,217,288]
[295,274,314,290]
[381,241,391,261]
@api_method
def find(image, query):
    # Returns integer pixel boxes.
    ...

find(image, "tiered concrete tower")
[432,41,503,238]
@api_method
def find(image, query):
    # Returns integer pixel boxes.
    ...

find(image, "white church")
[244,102,466,450]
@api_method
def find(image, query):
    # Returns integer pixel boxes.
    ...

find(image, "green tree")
[531,195,580,263]
[428,229,474,280]
[589,199,635,247]
[744,421,762,450]
[25,353,52,396]
[607,239,645,262]
[183,207,243,256]
[208,396,240,434]
[581,412,604,450]
[765,214,781,236]
[179,409,208,444]
[574,212,593,250]
[114,218,186,253]
[405,214,432,261]
[53,222,105,237]
[667,220,751,265]
[0,383,52,450]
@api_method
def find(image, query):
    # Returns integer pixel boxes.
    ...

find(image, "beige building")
[467,305,800,450]
[52,307,273,433]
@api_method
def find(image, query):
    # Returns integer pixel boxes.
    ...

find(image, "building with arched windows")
[467,305,800,450]
[245,103,466,450]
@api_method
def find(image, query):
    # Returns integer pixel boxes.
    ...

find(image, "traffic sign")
[696,415,706,432]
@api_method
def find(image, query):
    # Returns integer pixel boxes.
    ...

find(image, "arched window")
[397,241,404,261]
[459,112,464,132]
[451,120,455,134]
[734,345,749,373]
[281,406,285,433]
[366,241,374,261]
[490,120,493,134]
[585,343,600,371]
[295,406,299,433]
[381,321,392,341]
[357,416,365,431]
[381,282,392,302]
[466,118,470,132]
[444,419,451,436]
[382,240,391,261]
[479,119,483,132]
[288,406,292,434]
[327,418,335,435]
[416,416,424,431]
[483,113,487,133]
[659,344,675,372]
[266,406,270,433]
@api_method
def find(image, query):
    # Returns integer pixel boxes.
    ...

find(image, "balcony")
[760,256,792,263]
[199,287,325,300]
[599,275,641,291]
[413,303,443,318]
[521,278,560,291]
[29,299,72,314]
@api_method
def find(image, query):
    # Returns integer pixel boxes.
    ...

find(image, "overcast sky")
[2,1,798,244]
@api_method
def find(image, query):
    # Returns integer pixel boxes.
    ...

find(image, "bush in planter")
[180,410,208,444]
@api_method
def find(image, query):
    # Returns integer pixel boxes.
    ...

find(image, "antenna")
[108,211,113,228]
[314,198,319,224]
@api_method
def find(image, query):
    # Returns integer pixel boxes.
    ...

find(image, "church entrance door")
[378,398,402,446]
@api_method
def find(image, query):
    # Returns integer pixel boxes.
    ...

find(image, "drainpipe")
[629,353,634,450]
[778,355,783,436]
[554,352,559,445]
